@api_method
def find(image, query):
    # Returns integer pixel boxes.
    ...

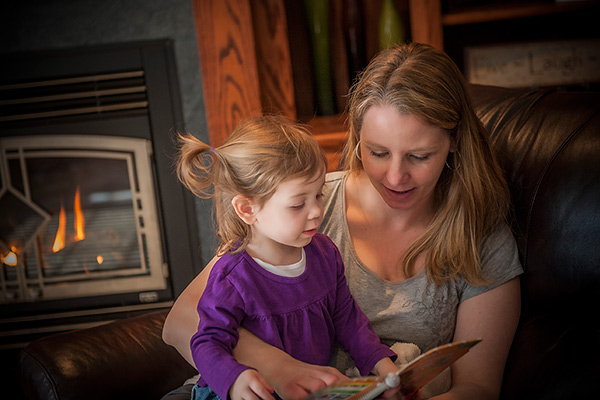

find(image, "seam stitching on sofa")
[19,349,61,400]
[524,106,599,267]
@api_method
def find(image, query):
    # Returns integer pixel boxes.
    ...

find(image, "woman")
[163,43,522,400]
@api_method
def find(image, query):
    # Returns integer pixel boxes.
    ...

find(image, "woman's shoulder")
[323,171,347,201]
[475,223,523,286]
[325,170,347,187]
[326,170,347,180]
[482,223,519,253]
[322,172,348,229]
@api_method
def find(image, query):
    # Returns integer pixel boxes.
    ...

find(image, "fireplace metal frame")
[1,134,168,302]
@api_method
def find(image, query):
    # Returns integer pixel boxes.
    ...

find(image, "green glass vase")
[379,0,405,50]
[304,0,336,116]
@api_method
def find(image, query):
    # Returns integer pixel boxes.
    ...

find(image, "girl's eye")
[291,203,305,210]
[316,191,324,200]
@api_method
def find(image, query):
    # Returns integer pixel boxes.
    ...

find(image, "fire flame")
[74,186,85,241]
[52,202,67,253]
[51,186,86,253]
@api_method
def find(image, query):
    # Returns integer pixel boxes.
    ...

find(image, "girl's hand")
[230,369,275,400]
[269,358,348,400]
[235,330,348,400]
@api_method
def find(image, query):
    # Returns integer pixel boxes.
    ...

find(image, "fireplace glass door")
[0,134,167,303]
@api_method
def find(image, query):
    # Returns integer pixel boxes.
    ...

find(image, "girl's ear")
[232,195,258,225]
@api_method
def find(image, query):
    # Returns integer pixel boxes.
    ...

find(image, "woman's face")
[358,105,454,211]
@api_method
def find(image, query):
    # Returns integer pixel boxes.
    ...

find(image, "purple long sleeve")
[190,233,395,399]
[190,275,253,400]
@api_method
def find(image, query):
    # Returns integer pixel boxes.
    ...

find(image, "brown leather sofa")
[17,84,600,399]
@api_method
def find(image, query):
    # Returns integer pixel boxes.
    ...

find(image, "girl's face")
[359,105,454,212]
[250,171,325,262]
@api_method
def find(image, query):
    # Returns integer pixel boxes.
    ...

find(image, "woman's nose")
[387,159,408,186]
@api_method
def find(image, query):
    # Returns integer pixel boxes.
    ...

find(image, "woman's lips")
[384,186,414,200]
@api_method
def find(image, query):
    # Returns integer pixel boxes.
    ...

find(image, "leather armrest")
[501,312,599,400]
[18,310,197,400]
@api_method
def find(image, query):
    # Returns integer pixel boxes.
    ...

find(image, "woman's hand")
[372,358,401,399]
[230,369,275,400]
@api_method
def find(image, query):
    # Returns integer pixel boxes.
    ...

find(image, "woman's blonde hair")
[177,115,327,256]
[343,42,509,285]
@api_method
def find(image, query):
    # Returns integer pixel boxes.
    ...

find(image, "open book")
[303,338,481,400]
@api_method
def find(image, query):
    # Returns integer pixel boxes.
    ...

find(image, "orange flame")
[52,203,67,253]
[74,186,85,241]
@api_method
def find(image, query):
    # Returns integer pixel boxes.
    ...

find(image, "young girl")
[176,115,399,400]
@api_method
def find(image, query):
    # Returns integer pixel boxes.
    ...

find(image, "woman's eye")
[370,151,388,158]
[411,154,429,161]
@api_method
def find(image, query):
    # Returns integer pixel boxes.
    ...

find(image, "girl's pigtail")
[176,134,217,199]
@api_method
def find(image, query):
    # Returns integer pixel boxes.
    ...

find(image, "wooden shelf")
[306,113,348,172]
[442,1,600,26]
[410,0,600,51]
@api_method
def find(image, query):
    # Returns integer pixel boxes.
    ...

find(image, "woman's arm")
[432,277,521,400]
[162,256,218,366]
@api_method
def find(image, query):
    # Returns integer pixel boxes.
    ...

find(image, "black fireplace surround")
[0,40,202,346]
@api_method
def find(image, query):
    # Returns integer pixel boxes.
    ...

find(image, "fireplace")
[1,134,167,302]
[0,40,201,345]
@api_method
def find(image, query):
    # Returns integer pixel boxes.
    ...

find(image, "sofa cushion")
[18,310,196,400]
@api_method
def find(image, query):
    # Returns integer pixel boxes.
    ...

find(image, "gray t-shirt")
[320,171,523,373]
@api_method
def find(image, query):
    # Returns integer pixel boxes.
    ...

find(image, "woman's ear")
[232,195,258,225]
[449,135,457,153]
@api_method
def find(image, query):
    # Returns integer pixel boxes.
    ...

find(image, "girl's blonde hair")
[343,42,510,286]
[177,115,327,256]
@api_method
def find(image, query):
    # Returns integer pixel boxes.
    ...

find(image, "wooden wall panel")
[250,0,296,120]
[192,0,295,146]
[192,0,262,146]
[408,0,443,50]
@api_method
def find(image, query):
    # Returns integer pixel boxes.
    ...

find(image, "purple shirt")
[191,233,395,400]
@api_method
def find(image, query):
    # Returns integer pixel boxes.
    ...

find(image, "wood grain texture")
[408,0,443,50]
[193,0,262,146]
[250,0,296,119]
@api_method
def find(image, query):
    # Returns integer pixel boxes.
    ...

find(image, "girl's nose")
[308,202,323,220]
